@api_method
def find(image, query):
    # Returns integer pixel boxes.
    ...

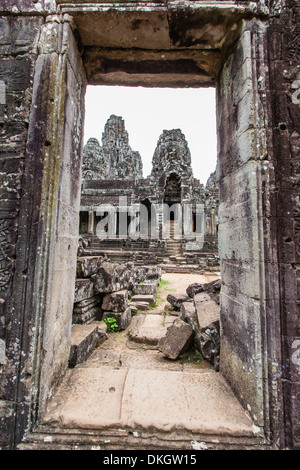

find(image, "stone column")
[267,1,300,449]
[87,210,94,234]
[0,12,44,450]
[7,13,86,444]
[211,208,215,236]
[217,19,282,440]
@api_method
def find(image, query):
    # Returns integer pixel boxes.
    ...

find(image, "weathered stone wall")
[218,2,300,448]
[217,19,271,431]
[267,1,300,449]
[32,15,86,420]
[0,9,45,450]
[0,0,299,451]
[0,4,86,449]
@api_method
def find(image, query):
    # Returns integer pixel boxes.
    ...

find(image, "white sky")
[84,86,217,185]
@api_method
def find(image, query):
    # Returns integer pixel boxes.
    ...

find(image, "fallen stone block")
[94,262,131,293]
[130,294,156,307]
[186,282,204,298]
[142,266,162,281]
[102,307,132,331]
[187,279,221,304]
[166,293,191,311]
[73,295,101,313]
[128,314,176,346]
[73,306,100,324]
[133,282,157,296]
[129,301,149,311]
[129,304,139,315]
[102,289,129,312]
[194,293,220,331]
[90,321,108,346]
[74,278,95,303]
[180,301,196,322]
[194,292,220,364]
[69,324,99,367]
[158,318,194,360]
[77,256,103,278]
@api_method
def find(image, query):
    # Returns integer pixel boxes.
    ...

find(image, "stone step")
[130,294,156,307]
[20,367,266,450]
[17,426,268,451]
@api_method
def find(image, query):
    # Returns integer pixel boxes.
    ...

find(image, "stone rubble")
[70,255,166,364]
[193,293,220,368]
[166,293,192,310]
[72,255,222,368]
[158,317,194,360]
[69,323,107,368]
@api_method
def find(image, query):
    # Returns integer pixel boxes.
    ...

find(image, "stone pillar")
[87,210,94,234]
[1,12,86,447]
[267,1,300,449]
[211,208,216,236]
[0,11,45,450]
[217,19,283,441]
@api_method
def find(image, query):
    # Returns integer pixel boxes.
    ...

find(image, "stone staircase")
[165,220,182,259]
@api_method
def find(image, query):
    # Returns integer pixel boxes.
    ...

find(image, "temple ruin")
[0,0,299,451]
[79,114,219,268]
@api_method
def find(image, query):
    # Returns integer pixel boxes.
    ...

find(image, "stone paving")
[40,273,262,444]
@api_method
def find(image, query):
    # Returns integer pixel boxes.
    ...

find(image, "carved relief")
[287,33,300,63]
[0,218,15,297]
[293,195,300,260]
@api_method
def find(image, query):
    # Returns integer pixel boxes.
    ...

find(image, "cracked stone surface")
[41,271,259,439]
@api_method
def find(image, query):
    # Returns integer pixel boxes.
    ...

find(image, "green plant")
[103,317,118,332]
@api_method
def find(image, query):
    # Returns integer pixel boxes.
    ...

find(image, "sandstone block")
[73,295,101,314]
[90,321,108,346]
[158,318,194,360]
[102,289,129,312]
[128,314,175,346]
[142,266,162,280]
[186,282,204,298]
[194,293,220,363]
[94,262,131,293]
[166,293,191,310]
[129,301,149,311]
[130,294,156,307]
[187,278,221,304]
[194,293,220,331]
[180,301,196,322]
[74,278,94,303]
[77,256,103,278]
[102,307,132,331]
[73,307,100,325]
[133,282,157,296]
[69,324,99,368]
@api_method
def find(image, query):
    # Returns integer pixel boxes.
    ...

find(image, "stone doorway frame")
[10,2,288,449]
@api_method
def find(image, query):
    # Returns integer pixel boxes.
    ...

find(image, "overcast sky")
[84,86,217,185]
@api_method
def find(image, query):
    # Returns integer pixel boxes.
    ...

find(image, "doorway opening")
[21,7,276,449]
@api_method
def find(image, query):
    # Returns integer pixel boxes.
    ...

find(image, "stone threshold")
[18,366,269,450]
